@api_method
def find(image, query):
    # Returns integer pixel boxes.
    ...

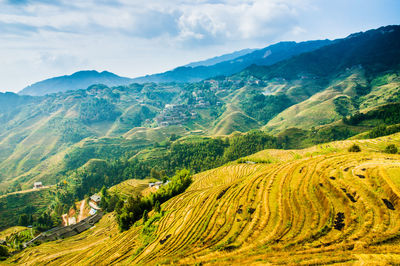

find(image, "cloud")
[0,0,312,92]
[175,0,303,45]
[1,0,396,92]
[0,0,307,43]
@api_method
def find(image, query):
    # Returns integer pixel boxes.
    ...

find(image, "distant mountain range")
[19,39,332,96]
[19,70,133,96]
[131,39,332,83]
[184,48,255,67]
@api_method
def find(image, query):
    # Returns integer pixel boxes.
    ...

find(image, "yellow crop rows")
[5,133,400,265]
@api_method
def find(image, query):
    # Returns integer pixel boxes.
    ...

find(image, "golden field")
[3,133,400,265]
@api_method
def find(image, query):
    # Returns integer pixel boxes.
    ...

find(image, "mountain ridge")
[18,39,332,96]
[19,70,133,96]
[131,39,332,83]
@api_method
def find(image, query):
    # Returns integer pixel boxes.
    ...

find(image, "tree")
[106,195,119,212]
[385,144,398,154]
[142,210,148,223]
[0,245,9,258]
[150,168,160,179]
[348,144,361,152]
[100,186,108,198]
[18,214,29,226]
[154,200,161,213]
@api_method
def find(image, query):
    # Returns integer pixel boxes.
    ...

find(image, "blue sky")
[0,0,399,92]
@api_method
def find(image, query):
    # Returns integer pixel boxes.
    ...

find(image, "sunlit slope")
[7,134,400,265]
[109,178,152,199]
[264,69,400,133]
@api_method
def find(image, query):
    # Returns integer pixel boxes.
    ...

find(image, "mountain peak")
[19,70,132,96]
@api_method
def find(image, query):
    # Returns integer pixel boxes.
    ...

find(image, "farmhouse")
[149,181,163,189]
[90,194,101,205]
[33,182,43,189]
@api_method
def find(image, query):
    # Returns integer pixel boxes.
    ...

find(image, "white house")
[33,182,43,189]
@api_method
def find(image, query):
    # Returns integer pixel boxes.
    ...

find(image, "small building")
[90,194,101,205]
[149,181,167,190]
[89,208,97,215]
[33,182,43,189]
[89,194,101,211]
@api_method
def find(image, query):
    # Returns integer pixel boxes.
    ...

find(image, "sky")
[0,0,399,92]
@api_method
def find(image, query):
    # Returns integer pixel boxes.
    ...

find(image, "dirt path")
[0,185,53,199]
[78,200,85,222]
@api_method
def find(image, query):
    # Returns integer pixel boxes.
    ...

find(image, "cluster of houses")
[193,96,210,108]
[62,194,101,227]
[155,104,191,127]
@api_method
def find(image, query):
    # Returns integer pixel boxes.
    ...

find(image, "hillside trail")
[0,185,53,199]
[78,200,85,222]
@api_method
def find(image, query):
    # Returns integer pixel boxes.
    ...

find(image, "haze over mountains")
[184,48,255,67]
[19,71,133,96]
[19,39,332,96]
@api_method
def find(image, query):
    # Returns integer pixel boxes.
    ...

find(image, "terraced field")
[4,134,400,265]
[109,178,152,198]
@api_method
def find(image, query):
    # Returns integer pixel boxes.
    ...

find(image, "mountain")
[184,48,255,67]
[131,39,332,83]
[19,40,329,96]
[243,25,400,81]
[241,25,400,132]
[19,70,133,96]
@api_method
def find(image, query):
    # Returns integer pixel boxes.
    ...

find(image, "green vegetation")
[348,144,361,152]
[7,133,400,265]
[367,124,400,139]
[345,103,400,126]
[1,26,400,263]
[385,144,398,154]
[0,245,9,260]
[241,92,293,123]
[0,188,54,230]
[4,228,37,251]
[117,169,192,231]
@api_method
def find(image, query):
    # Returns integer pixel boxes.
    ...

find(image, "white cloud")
[1,0,397,92]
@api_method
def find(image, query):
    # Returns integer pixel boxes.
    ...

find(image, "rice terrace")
[2,133,399,265]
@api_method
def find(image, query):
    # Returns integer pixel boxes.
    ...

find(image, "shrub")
[348,144,361,152]
[0,245,9,258]
[385,144,398,154]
